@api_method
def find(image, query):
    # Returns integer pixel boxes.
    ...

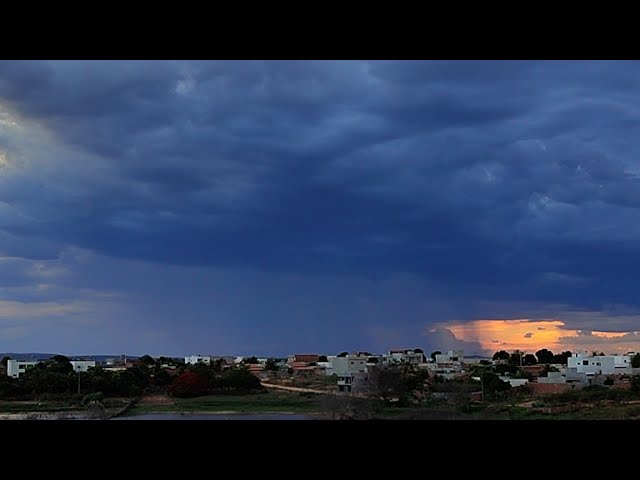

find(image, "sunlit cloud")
[439,318,640,354]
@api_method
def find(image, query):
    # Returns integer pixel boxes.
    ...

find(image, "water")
[112,413,314,420]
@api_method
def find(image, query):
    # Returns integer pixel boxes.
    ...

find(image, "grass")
[128,390,321,415]
[0,400,79,413]
[0,398,129,414]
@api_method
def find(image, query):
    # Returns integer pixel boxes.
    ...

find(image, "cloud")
[2,61,640,353]
[440,317,640,355]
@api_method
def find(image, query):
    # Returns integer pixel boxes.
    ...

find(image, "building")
[567,352,632,376]
[383,349,424,365]
[287,354,320,364]
[435,350,464,366]
[70,360,96,373]
[337,372,368,393]
[184,355,211,365]
[7,360,38,378]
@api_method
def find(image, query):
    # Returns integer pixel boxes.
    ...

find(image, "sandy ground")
[137,394,175,405]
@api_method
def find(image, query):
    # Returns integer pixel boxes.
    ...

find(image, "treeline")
[0,355,262,401]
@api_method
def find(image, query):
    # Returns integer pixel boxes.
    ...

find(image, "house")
[287,354,320,364]
[521,365,546,378]
[184,355,211,365]
[567,352,632,376]
[337,372,368,393]
[383,349,424,365]
[70,360,96,373]
[425,350,465,378]
[7,359,38,378]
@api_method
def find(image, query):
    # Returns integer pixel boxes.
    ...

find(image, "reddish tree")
[168,371,207,398]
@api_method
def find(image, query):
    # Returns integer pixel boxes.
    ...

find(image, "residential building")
[567,352,632,376]
[337,372,368,393]
[184,355,211,365]
[287,354,320,364]
[435,350,464,366]
[7,360,38,378]
[70,360,96,373]
[383,349,424,365]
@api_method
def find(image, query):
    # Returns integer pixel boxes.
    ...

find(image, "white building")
[498,377,529,388]
[184,355,211,365]
[331,355,368,376]
[567,352,632,376]
[435,350,464,365]
[383,349,424,365]
[7,360,38,378]
[70,360,96,373]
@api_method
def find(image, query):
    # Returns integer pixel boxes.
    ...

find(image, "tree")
[221,367,262,392]
[413,348,424,353]
[535,349,554,365]
[430,351,442,362]
[49,355,73,374]
[523,354,537,366]
[337,352,349,357]
[481,372,511,399]
[604,377,614,386]
[552,351,572,365]
[264,358,279,371]
[631,375,640,393]
[153,369,172,387]
[509,351,524,366]
[492,350,510,361]
[367,357,379,364]
[318,355,328,362]
[169,371,208,398]
[1,356,9,368]
[244,356,259,364]
[140,355,156,366]
[631,353,640,368]
[367,365,408,404]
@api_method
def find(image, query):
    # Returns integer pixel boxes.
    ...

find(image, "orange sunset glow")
[443,319,640,354]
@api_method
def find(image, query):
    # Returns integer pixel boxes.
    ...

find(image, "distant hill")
[0,353,140,362]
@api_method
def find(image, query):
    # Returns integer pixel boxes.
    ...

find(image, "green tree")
[631,353,640,368]
[221,367,262,392]
[264,358,279,371]
[318,355,328,362]
[603,377,614,386]
[552,351,572,365]
[337,352,349,357]
[140,355,156,366]
[367,365,408,404]
[430,351,442,362]
[523,354,537,366]
[153,369,172,387]
[631,375,640,393]
[492,350,510,361]
[1,356,10,368]
[481,372,511,399]
[535,349,554,364]
[244,356,259,364]
[49,355,73,374]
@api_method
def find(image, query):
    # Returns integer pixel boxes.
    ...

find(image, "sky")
[1,60,640,357]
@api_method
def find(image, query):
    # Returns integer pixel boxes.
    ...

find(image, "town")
[1,347,640,419]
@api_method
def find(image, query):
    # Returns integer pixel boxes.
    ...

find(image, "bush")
[82,391,104,406]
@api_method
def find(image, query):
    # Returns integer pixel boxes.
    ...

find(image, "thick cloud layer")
[1,61,640,355]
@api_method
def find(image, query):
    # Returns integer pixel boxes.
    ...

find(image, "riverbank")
[125,390,321,416]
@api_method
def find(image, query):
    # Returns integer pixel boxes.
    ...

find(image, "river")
[112,413,314,420]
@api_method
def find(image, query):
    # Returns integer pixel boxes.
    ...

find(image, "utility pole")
[77,371,81,396]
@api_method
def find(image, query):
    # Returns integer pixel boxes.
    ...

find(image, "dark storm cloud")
[2,60,640,322]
